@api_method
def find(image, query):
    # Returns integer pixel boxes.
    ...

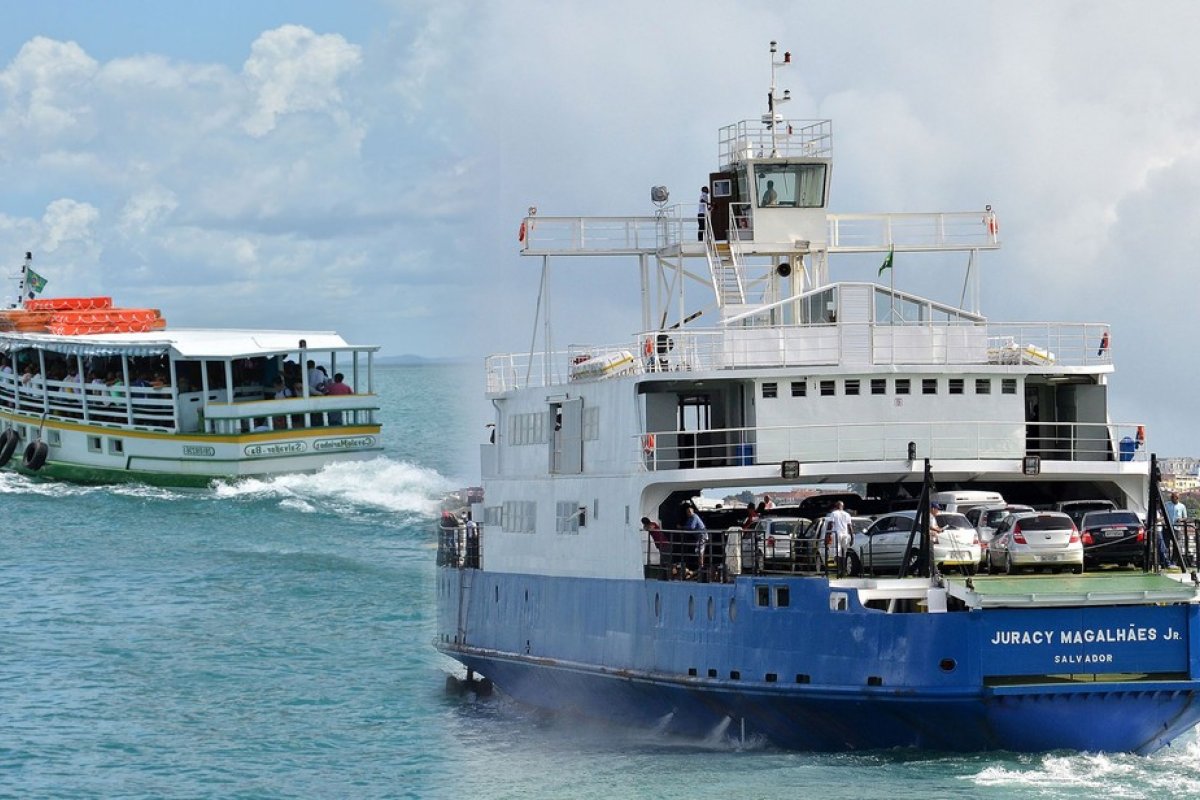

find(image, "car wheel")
[1004,552,1015,575]
[1071,564,1083,575]
[847,551,863,578]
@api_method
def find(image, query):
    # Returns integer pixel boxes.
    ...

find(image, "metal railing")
[438,525,483,570]
[519,215,676,255]
[638,421,1149,470]
[643,526,841,582]
[827,211,1000,251]
[0,372,177,430]
[717,119,833,164]
[485,320,1114,392]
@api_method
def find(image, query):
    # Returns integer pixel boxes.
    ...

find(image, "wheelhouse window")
[762,382,778,399]
[791,380,806,397]
[755,163,827,208]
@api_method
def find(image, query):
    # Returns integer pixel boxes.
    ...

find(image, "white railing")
[485,321,1113,392]
[202,394,380,434]
[636,421,1149,471]
[519,215,675,255]
[717,119,833,164]
[827,212,999,252]
[0,372,177,429]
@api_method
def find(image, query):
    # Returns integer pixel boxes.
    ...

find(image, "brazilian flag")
[877,245,894,277]
[26,268,47,294]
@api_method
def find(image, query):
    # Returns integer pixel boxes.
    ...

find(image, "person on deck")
[826,500,853,576]
[761,179,778,206]
[641,516,671,571]
[682,503,707,579]
[696,186,710,242]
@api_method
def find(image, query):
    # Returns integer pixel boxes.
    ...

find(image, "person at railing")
[464,512,480,569]
[64,365,81,394]
[326,372,353,425]
[0,356,10,376]
[825,501,853,577]
[697,186,710,242]
[306,360,328,395]
[641,516,671,570]
[682,503,706,579]
[1164,493,1187,567]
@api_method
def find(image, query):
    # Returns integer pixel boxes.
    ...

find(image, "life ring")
[1136,425,1145,447]
[22,440,47,471]
[518,220,527,243]
[0,429,18,467]
[642,433,656,457]
[643,336,654,358]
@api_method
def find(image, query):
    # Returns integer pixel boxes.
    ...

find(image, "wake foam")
[210,457,452,518]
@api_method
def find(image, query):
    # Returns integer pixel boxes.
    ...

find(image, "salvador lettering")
[244,441,307,457]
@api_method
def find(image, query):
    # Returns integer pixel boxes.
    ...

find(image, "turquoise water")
[2,364,1199,799]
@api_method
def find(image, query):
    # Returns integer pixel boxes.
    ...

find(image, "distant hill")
[375,354,467,366]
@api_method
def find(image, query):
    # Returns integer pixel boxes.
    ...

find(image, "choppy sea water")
[1,364,1198,799]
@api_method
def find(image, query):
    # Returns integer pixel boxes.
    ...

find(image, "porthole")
[494,585,499,603]
[655,592,661,618]
[707,596,715,621]
[524,589,529,603]
[729,597,737,622]
[688,595,695,621]
[939,658,957,672]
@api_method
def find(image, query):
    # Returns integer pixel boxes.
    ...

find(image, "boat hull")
[436,569,1200,754]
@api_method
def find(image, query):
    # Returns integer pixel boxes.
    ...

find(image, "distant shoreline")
[375,355,468,366]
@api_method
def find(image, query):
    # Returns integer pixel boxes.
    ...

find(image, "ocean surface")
[2,363,1199,799]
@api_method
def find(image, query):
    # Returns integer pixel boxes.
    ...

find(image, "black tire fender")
[0,429,18,467]
[22,440,48,471]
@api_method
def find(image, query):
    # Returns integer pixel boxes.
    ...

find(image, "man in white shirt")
[826,501,853,575]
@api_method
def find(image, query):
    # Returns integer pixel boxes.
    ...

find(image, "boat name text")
[313,436,375,452]
[182,445,217,457]
[244,441,307,457]
[989,626,1164,646]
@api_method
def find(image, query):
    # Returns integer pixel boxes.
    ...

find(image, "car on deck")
[987,511,1083,574]
[848,510,980,576]
[1079,510,1145,569]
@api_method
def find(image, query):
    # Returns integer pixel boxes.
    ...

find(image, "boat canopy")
[0,329,375,359]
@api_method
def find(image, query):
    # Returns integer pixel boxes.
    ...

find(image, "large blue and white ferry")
[436,44,1200,753]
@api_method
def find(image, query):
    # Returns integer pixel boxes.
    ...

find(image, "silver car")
[848,510,981,575]
[987,511,1083,574]
[967,503,1035,565]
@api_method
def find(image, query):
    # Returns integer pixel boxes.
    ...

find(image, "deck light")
[1023,456,1040,476]
[781,460,800,479]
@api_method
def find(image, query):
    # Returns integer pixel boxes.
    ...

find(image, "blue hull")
[436,570,1200,753]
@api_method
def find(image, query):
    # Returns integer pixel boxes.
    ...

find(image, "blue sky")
[3,2,1200,450]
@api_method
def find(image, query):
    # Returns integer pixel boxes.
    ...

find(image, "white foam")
[210,456,452,517]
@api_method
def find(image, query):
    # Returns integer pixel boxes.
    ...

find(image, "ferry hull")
[436,570,1200,754]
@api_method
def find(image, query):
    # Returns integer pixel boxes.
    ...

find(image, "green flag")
[877,245,894,277]
[26,268,47,294]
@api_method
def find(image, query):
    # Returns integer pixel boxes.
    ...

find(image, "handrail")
[485,320,1114,392]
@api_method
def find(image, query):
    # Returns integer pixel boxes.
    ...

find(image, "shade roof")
[0,328,378,359]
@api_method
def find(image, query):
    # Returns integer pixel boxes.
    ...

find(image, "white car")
[848,510,981,576]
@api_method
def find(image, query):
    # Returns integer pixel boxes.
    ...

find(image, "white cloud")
[0,36,97,140]
[241,25,362,137]
[41,198,99,253]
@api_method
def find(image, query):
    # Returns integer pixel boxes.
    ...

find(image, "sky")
[2,1,1200,450]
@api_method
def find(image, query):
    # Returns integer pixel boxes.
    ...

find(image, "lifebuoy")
[0,429,18,467]
[22,440,47,471]
[518,220,527,243]
[643,336,654,358]
[642,433,656,457]
[1136,425,1145,447]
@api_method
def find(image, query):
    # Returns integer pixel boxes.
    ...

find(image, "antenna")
[765,40,792,157]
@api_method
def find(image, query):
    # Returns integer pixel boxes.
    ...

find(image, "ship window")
[1002,378,1017,395]
[775,586,790,607]
[108,438,124,455]
[502,500,536,533]
[791,380,806,397]
[895,379,911,395]
[871,379,886,395]
[582,407,599,441]
[756,163,827,208]
[762,382,778,399]
[483,505,502,526]
[556,501,581,534]
[922,379,937,395]
[975,378,991,395]
[949,378,964,395]
[820,380,835,396]
[48,430,61,446]
[88,436,102,453]
[755,585,770,606]
[844,380,860,396]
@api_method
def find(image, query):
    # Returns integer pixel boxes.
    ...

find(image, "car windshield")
[771,521,800,536]
[1017,514,1072,530]
[939,513,971,529]
[983,509,1011,526]
[1082,511,1139,527]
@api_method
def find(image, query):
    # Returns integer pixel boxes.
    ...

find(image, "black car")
[1079,510,1145,569]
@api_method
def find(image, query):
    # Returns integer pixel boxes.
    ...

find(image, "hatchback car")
[966,503,1035,566]
[848,510,980,576]
[1079,510,1145,569]
[987,511,1083,574]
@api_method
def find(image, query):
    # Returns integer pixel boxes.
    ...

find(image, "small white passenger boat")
[0,261,382,486]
